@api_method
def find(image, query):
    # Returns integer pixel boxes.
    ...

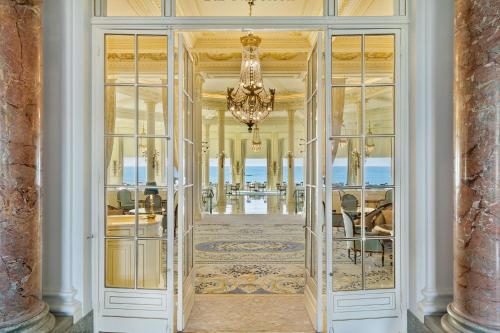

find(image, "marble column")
[216,110,226,206]
[442,1,499,332]
[0,1,55,332]
[287,110,296,203]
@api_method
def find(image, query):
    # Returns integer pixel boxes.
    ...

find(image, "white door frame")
[91,23,408,333]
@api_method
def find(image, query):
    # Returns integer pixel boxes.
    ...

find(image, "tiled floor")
[184,295,315,333]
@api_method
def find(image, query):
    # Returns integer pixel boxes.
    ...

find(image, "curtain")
[105,85,116,174]
[230,139,236,184]
[278,138,284,184]
[331,79,346,162]
[266,139,272,186]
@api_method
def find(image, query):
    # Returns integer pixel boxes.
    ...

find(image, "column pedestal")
[0,1,54,332]
[442,0,499,332]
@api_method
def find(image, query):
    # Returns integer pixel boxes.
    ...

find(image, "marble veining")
[452,0,499,329]
[0,0,46,328]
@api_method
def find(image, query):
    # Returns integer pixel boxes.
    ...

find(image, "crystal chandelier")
[226,2,275,132]
[251,125,262,152]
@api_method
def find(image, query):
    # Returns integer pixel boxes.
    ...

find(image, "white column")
[217,109,226,206]
[202,123,210,188]
[271,132,279,189]
[146,101,156,183]
[287,110,296,203]
[234,134,242,185]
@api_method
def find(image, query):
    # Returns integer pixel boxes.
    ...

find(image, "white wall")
[42,0,93,321]
[408,0,454,321]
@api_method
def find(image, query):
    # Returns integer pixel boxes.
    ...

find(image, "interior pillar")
[233,134,242,185]
[287,110,296,203]
[442,0,499,332]
[271,133,279,189]
[216,109,226,206]
[0,1,55,331]
[146,101,156,184]
[202,124,210,188]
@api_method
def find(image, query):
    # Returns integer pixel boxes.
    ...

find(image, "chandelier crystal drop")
[251,126,262,152]
[227,32,276,132]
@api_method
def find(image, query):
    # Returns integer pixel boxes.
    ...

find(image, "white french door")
[176,32,196,332]
[93,28,176,333]
[303,31,324,333]
[325,29,404,333]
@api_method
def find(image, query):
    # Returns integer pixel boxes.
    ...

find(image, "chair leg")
[381,243,385,267]
[348,248,351,259]
[354,250,357,265]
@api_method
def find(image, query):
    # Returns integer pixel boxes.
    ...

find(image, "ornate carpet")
[194,222,394,294]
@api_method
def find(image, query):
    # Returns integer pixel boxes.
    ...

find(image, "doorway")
[93,25,404,333]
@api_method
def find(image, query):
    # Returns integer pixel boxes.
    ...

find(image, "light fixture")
[251,125,262,152]
[226,1,275,132]
[365,121,376,155]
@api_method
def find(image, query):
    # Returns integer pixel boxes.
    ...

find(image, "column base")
[442,304,497,333]
[0,304,55,333]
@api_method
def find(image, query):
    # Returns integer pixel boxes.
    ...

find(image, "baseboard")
[44,292,83,321]
[418,290,452,317]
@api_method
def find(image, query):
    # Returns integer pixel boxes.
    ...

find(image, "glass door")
[304,31,324,332]
[325,30,402,333]
[176,32,196,331]
[95,29,175,333]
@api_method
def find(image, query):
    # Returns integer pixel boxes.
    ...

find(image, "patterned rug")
[194,222,394,294]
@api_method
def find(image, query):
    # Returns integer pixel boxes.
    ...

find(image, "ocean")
[122,166,391,186]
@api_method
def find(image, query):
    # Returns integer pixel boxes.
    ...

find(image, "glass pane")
[365,35,395,84]
[364,239,394,289]
[338,0,396,16]
[105,35,135,84]
[138,35,167,84]
[106,137,136,186]
[138,188,167,237]
[138,87,167,136]
[364,137,394,186]
[106,187,136,237]
[365,86,394,135]
[176,0,323,16]
[138,138,168,186]
[331,138,362,187]
[332,87,362,136]
[105,86,136,135]
[332,240,362,291]
[332,35,362,85]
[138,239,167,289]
[105,239,135,288]
[106,0,161,16]
[365,189,394,237]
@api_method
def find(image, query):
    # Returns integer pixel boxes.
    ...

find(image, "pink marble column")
[0,1,54,331]
[442,0,499,332]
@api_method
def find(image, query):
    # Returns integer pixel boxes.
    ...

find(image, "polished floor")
[184,295,315,333]
[204,193,303,215]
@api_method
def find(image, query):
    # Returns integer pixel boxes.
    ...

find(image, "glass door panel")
[326,30,400,331]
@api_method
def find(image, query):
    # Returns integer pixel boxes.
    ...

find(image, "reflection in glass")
[365,86,394,135]
[364,137,394,186]
[137,188,167,238]
[138,239,167,289]
[332,87,361,136]
[365,189,394,237]
[106,0,161,16]
[105,35,135,84]
[365,35,395,84]
[105,239,135,288]
[332,35,362,85]
[332,240,362,291]
[332,190,362,239]
[364,239,394,289]
[138,35,167,84]
[138,87,167,136]
[106,137,136,186]
[331,138,362,186]
[138,138,168,186]
[338,0,395,16]
[105,86,136,135]
[106,187,136,237]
